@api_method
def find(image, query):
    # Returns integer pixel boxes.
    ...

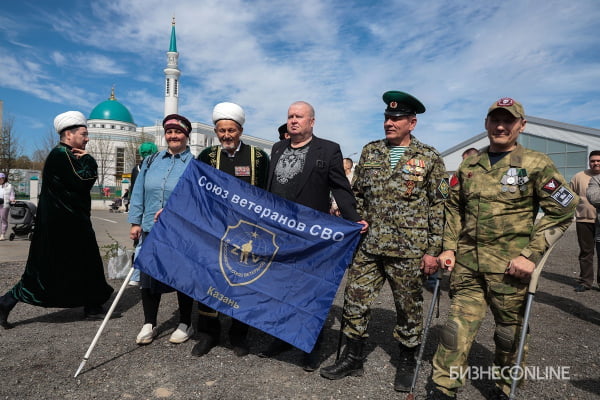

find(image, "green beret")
[383,91,426,116]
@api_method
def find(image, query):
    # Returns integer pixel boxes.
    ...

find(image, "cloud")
[2,0,600,159]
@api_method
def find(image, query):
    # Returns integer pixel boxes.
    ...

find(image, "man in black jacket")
[259,101,368,371]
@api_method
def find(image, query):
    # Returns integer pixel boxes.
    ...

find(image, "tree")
[31,127,59,170]
[0,116,22,178]
[13,155,32,169]
[86,133,114,193]
[124,131,156,174]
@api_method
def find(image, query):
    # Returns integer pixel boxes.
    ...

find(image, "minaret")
[163,17,180,116]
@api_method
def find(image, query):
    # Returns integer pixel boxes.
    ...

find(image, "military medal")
[501,167,528,193]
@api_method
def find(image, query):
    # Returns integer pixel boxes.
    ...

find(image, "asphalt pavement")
[0,216,599,399]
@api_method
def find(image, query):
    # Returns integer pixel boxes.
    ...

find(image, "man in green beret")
[428,98,577,399]
[321,91,448,392]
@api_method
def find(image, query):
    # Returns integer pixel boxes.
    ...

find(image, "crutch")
[509,243,557,399]
[405,270,442,400]
[74,266,134,378]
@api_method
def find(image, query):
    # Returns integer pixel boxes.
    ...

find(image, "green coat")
[444,144,577,272]
[11,143,113,307]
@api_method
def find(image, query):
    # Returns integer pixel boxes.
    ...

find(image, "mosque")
[86,20,274,189]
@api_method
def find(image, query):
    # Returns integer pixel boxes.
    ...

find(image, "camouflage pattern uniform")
[342,136,448,347]
[432,144,577,396]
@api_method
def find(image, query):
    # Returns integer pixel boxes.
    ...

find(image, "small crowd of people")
[0,93,584,400]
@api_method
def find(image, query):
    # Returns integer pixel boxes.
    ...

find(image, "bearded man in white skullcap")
[0,111,115,329]
[191,102,270,358]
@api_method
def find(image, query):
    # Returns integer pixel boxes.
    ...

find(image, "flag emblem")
[220,220,279,286]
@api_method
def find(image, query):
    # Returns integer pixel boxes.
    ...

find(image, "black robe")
[10,143,113,307]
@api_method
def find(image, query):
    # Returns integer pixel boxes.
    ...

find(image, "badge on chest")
[235,166,251,177]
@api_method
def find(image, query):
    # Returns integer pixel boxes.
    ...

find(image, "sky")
[1,0,600,160]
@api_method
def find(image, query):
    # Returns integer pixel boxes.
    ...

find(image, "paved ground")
[0,212,599,399]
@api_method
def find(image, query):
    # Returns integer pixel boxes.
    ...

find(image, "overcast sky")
[1,0,599,159]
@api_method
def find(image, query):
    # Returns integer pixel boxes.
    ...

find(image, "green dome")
[89,89,135,124]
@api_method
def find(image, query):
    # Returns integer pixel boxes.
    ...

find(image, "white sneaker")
[127,280,140,286]
[0,235,5,241]
[169,323,194,344]
[136,323,157,345]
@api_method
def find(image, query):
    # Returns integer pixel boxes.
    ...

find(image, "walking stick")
[74,266,134,378]
[508,243,556,399]
[406,270,442,400]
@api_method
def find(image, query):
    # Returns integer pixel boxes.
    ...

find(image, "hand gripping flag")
[134,160,362,352]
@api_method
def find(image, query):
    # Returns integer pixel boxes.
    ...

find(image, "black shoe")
[83,306,121,321]
[394,344,418,392]
[258,338,292,358]
[230,336,249,357]
[191,333,218,357]
[320,338,364,379]
[427,387,456,400]
[0,293,18,329]
[489,386,509,400]
[302,350,320,372]
[574,284,591,292]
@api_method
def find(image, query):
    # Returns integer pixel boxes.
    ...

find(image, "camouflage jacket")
[353,136,448,258]
[445,144,577,273]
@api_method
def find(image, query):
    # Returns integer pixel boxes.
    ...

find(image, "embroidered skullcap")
[212,102,245,127]
[162,114,192,136]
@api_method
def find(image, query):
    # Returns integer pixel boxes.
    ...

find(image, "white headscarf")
[54,111,87,134]
[212,102,245,127]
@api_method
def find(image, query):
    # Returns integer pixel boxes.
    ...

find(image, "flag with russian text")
[134,160,362,352]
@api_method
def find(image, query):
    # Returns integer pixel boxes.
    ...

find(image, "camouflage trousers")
[432,263,529,396]
[341,249,424,347]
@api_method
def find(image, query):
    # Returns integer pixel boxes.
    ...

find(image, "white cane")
[74,266,135,378]
[508,243,557,399]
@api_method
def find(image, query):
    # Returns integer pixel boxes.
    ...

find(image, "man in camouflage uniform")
[320,91,448,392]
[428,98,577,400]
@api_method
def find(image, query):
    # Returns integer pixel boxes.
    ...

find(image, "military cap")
[383,91,426,117]
[487,97,525,119]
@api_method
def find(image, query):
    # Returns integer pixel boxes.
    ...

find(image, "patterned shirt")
[270,143,310,201]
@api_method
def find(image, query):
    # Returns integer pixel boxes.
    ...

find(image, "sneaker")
[0,235,4,241]
[127,280,140,287]
[136,323,157,345]
[169,323,193,344]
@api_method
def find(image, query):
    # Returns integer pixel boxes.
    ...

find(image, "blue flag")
[134,160,362,352]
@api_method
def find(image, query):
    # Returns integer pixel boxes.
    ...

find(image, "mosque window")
[174,79,178,96]
[166,79,171,95]
[115,147,125,176]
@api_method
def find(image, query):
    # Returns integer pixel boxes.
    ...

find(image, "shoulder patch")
[449,174,459,187]
[438,178,450,198]
[550,186,575,207]
[542,178,562,194]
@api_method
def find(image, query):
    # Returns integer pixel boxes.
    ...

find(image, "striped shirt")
[389,146,407,169]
